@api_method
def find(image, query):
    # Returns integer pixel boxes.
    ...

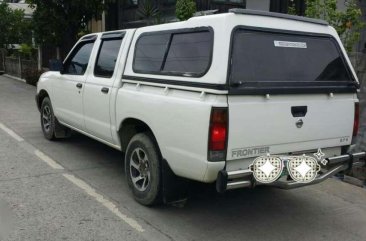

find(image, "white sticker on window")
[274,41,307,48]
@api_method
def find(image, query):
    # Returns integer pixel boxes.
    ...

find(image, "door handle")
[291,106,307,117]
[101,87,109,94]
[76,83,83,89]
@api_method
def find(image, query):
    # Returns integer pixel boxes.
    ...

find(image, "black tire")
[125,133,162,206]
[40,97,71,140]
[40,97,56,140]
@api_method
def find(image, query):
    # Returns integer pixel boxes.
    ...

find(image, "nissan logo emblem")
[296,119,304,128]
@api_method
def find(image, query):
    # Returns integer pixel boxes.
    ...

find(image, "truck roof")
[227,8,329,26]
[135,8,332,35]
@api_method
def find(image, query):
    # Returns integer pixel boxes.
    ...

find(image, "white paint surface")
[63,173,145,232]
[34,149,64,170]
[0,122,24,142]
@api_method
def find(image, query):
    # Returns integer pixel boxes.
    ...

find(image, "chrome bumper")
[216,151,366,193]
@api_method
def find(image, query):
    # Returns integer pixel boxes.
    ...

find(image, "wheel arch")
[119,117,186,204]
[118,118,161,154]
[37,89,50,111]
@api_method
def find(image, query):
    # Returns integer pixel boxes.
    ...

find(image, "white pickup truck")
[36,9,365,205]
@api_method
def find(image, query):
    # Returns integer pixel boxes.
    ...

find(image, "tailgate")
[227,94,355,160]
[227,27,358,160]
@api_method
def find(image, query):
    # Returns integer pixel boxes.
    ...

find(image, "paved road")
[0,75,366,241]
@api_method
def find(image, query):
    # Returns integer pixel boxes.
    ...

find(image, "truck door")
[83,32,125,143]
[53,38,96,130]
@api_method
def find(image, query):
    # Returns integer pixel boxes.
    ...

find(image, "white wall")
[246,0,270,11]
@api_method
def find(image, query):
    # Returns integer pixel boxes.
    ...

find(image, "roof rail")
[229,8,329,26]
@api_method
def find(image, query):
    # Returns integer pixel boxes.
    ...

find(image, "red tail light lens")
[208,108,228,161]
[210,123,227,150]
[353,102,359,137]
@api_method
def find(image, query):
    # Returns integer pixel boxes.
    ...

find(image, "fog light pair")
[250,155,320,184]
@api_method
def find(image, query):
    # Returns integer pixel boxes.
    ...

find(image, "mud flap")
[54,118,72,138]
[161,159,189,205]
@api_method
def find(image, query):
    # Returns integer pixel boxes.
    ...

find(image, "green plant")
[26,0,115,46]
[0,2,29,49]
[304,0,365,52]
[138,0,160,22]
[288,0,297,15]
[176,0,196,21]
[77,29,92,39]
[18,43,33,59]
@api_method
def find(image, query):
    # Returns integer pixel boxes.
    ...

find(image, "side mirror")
[49,59,64,73]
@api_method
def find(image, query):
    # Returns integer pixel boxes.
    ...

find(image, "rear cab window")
[133,28,213,77]
[94,37,123,78]
[229,27,357,94]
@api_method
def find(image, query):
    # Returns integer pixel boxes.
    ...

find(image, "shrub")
[304,0,364,52]
[23,68,43,86]
[176,0,196,21]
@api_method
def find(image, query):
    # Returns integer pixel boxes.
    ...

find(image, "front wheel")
[40,97,70,140]
[125,133,162,206]
[40,97,57,140]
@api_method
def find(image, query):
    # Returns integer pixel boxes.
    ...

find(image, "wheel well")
[37,90,49,109]
[118,118,158,152]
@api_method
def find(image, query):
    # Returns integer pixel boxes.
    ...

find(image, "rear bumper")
[216,151,366,193]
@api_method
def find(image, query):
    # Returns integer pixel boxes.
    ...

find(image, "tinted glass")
[163,31,211,75]
[134,34,170,72]
[230,30,352,84]
[64,42,94,75]
[95,38,123,78]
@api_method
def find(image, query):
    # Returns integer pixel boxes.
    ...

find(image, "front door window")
[63,42,95,75]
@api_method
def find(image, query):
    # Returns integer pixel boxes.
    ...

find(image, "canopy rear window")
[229,29,356,93]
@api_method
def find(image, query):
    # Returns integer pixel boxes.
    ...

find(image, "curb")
[3,74,26,83]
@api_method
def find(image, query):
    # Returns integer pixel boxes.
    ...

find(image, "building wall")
[89,16,106,33]
[246,0,270,11]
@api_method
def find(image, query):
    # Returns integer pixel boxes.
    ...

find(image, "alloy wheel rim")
[42,106,51,132]
[130,147,151,192]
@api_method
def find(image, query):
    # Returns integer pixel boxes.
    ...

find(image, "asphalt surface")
[0,75,366,241]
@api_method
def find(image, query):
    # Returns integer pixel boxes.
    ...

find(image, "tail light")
[353,102,359,137]
[208,107,228,162]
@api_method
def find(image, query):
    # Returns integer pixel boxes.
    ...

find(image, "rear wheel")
[125,133,162,206]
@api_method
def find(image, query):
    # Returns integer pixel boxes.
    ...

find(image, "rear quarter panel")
[115,84,227,182]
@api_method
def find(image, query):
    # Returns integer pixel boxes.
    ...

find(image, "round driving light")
[287,156,320,183]
[251,156,283,183]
